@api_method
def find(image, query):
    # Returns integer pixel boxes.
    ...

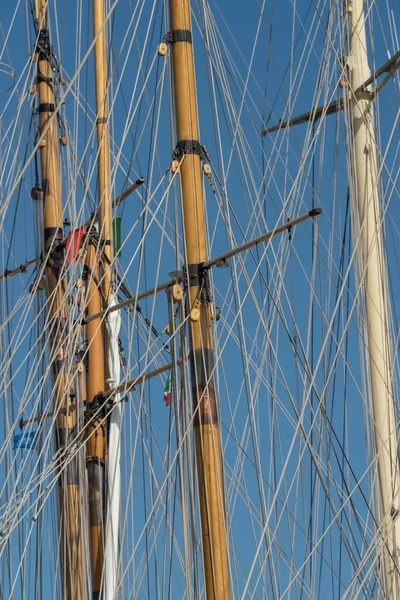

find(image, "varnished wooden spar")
[84,0,114,596]
[20,359,182,427]
[85,242,106,598]
[168,1,230,597]
[33,2,85,598]
[82,210,321,324]
[0,179,145,284]
[83,178,144,228]
[0,207,319,287]
[93,0,112,303]
[262,50,400,134]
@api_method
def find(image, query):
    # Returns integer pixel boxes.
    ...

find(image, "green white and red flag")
[163,374,171,407]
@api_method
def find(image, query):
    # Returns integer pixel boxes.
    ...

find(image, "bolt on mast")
[167,1,230,597]
[33,1,85,598]
[347,0,400,595]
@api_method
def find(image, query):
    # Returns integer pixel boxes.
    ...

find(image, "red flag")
[66,227,86,262]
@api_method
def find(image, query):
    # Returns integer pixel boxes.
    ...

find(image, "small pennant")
[163,374,171,407]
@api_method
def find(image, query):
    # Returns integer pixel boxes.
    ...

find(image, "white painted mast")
[348,0,400,595]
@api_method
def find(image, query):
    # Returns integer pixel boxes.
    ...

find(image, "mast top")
[35,0,48,29]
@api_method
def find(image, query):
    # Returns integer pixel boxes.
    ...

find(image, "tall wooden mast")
[168,1,230,597]
[92,0,112,302]
[348,0,400,595]
[85,240,106,598]
[85,1,114,597]
[33,1,85,598]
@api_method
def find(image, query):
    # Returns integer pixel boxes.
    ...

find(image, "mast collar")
[170,263,213,303]
[37,29,52,61]
[165,30,192,44]
[38,103,55,113]
[174,139,202,158]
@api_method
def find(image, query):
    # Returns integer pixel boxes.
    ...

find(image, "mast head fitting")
[29,279,46,293]
[31,187,44,201]
[308,207,322,217]
[211,305,221,321]
[216,259,229,268]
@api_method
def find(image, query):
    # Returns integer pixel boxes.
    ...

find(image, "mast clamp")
[165,30,192,44]
[82,265,101,291]
[85,392,114,422]
[38,103,55,113]
[174,139,203,159]
[170,263,213,302]
[86,231,99,246]
[187,263,205,287]
[354,89,375,101]
[36,71,53,85]
[37,29,52,62]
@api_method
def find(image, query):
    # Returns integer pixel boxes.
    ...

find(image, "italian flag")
[163,374,171,407]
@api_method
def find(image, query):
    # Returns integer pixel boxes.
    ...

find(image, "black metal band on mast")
[166,29,192,44]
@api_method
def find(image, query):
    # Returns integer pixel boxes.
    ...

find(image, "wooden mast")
[348,0,400,595]
[93,0,112,302]
[85,241,106,599]
[84,1,113,597]
[33,2,85,598]
[86,0,112,599]
[168,1,230,597]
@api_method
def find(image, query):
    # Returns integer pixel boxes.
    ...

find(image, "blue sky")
[0,0,399,598]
